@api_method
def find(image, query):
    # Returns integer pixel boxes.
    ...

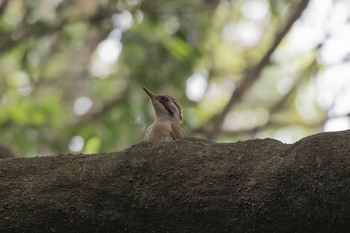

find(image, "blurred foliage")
[0,0,348,156]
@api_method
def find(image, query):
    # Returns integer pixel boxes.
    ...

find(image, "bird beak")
[143,87,158,100]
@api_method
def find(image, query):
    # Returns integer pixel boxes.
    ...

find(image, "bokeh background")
[0,0,349,156]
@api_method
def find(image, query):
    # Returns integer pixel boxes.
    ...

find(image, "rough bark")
[0,130,350,233]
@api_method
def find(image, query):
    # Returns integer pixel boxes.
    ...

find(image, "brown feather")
[170,122,186,139]
[170,96,183,122]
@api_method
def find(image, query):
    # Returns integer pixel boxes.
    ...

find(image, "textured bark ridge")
[0,130,350,233]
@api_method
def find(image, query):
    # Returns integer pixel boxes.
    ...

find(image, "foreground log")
[0,130,350,233]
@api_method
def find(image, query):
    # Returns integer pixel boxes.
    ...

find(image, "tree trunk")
[1,131,350,233]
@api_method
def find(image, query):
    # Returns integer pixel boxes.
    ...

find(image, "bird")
[143,87,186,141]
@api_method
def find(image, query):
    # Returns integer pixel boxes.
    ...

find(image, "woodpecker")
[143,87,186,141]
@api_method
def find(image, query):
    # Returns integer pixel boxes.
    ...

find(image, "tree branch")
[77,90,129,125]
[0,0,8,16]
[1,132,350,232]
[0,20,67,53]
[198,0,310,139]
[0,5,119,54]
[222,59,318,137]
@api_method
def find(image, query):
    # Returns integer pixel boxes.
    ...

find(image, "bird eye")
[160,96,169,102]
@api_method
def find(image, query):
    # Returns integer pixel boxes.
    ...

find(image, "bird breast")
[144,121,174,141]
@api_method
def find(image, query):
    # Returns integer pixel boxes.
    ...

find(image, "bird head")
[143,87,183,123]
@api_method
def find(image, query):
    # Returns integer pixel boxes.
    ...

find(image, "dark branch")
[220,57,319,138]
[196,0,310,139]
[0,20,67,53]
[0,0,8,16]
[77,90,129,125]
[0,5,118,54]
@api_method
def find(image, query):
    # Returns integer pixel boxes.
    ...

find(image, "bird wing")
[170,122,186,140]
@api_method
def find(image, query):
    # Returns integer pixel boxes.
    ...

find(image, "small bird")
[143,87,186,141]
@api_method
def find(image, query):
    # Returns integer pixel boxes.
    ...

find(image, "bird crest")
[170,96,183,122]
